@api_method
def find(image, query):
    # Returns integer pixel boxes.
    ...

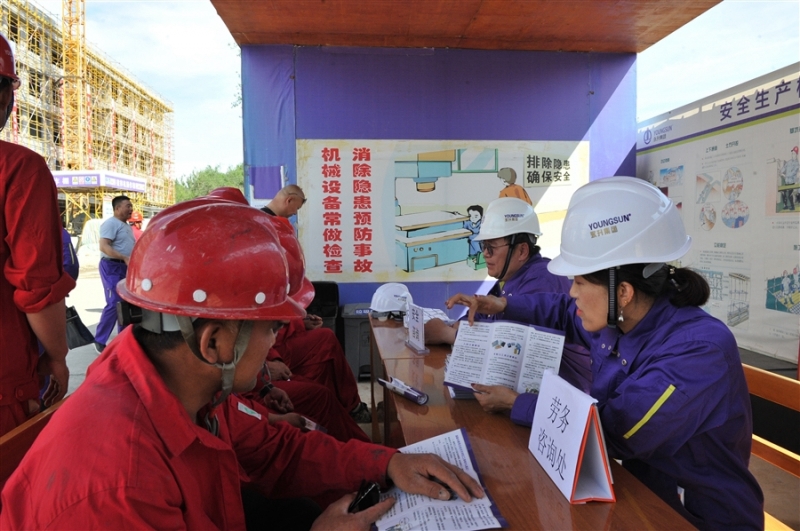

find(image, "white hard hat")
[474,197,541,241]
[370,283,413,313]
[548,176,692,277]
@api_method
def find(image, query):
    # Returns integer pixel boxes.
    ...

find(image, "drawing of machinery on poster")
[393,148,498,273]
[727,273,750,327]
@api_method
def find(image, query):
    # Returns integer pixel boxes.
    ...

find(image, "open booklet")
[444,320,565,395]
[374,429,507,531]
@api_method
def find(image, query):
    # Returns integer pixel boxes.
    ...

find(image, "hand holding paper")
[471,383,519,412]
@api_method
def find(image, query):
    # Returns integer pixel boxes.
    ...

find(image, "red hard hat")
[146,196,239,236]
[792,146,799,154]
[207,187,248,204]
[128,211,143,223]
[262,215,315,308]
[0,34,19,84]
[118,202,305,321]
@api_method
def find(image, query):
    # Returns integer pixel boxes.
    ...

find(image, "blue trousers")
[95,259,127,345]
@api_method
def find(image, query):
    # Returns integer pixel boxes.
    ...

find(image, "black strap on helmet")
[1,89,14,131]
[607,267,618,328]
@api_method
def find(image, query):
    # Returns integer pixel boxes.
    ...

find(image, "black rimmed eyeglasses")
[479,241,511,257]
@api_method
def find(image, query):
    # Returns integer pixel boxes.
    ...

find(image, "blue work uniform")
[504,293,764,530]
[464,253,572,322]
[96,217,135,346]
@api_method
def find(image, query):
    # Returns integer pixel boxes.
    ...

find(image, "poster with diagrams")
[637,63,800,362]
[297,139,589,283]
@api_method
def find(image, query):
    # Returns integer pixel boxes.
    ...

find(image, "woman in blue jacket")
[448,177,763,531]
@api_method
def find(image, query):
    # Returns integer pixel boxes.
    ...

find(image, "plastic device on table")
[378,377,429,405]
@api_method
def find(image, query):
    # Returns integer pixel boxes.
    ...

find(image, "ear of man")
[196,320,238,365]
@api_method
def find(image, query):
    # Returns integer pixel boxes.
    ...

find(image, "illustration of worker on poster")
[463,205,485,270]
[766,263,800,314]
[776,146,799,213]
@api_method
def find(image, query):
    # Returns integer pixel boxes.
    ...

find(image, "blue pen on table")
[378,377,429,405]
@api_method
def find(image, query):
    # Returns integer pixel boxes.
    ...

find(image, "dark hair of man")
[582,264,710,308]
[467,205,483,217]
[112,195,131,210]
[506,233,540,259]
[132,318,213,358]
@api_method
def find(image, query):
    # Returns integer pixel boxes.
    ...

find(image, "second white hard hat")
[474,197,541,241]
[370,283,413,313]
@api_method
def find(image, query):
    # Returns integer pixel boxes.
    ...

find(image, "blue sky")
[32,0,800,180]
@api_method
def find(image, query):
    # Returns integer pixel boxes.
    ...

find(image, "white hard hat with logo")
[548,176,692,277]
[370,283,413,313]
[474,197,541,241]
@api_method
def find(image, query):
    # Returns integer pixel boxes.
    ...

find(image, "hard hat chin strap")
[607,267,618,328]
[176,316,254,436]
[496,234,519,281]
[1,91,13,131]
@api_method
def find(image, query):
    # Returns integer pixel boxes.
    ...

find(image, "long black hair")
[583,263,710,308]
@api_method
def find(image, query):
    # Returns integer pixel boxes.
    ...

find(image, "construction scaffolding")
[1,0,174,232]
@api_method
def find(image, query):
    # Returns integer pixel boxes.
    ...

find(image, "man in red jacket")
[1,201,482,530]
[0,33,75,437]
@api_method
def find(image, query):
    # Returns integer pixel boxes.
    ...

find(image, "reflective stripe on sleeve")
[623,384,676,440]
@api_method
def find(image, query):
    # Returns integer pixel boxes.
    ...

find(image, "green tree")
[175,164,244,203]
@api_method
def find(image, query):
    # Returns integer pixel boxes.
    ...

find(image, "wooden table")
[370,317,695,530]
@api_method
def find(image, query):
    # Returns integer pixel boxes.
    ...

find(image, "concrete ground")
[64,266,110,396]
[64,267,797,527]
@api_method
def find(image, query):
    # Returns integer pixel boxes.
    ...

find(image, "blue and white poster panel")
[636,64,800,363]
[297,139,589,283]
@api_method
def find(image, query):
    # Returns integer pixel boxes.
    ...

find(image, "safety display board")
[636,63,800,362]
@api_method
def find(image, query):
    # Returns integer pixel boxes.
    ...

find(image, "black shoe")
[350,402,372,423]
[94,342,106,354]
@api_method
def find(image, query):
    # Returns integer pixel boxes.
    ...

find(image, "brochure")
[444,320,565,395]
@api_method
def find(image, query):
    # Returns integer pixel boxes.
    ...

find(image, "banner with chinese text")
[297,140,590,282]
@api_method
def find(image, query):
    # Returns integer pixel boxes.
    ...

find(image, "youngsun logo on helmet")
[587,213,632,231]
[504,213,524,222]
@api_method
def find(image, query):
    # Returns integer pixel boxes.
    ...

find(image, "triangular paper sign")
[529,370,615,504]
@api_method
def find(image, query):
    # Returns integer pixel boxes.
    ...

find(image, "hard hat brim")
[547,236,692,277]
[117,280,307,321]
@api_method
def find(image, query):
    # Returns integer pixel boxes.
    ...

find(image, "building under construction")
[1,0,174,234]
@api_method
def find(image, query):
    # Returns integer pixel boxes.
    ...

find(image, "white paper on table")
[374,429,506,531]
